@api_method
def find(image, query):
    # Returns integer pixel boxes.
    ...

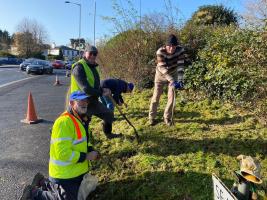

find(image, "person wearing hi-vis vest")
[20,91,100,200]
[70,44,122,139]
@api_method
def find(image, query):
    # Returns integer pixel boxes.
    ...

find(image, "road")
[0,65,70,199]
[0,66,29,85]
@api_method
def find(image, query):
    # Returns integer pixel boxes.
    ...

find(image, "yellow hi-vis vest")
[70,58,100,94]
[49,112,92,179]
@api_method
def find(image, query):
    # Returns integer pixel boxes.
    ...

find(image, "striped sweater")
[156,45,187,82]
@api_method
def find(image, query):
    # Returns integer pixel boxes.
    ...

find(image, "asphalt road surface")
[0,66,70,199]
[0,67,29,85]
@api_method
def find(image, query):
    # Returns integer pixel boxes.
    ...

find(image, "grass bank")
[89,89,267,200]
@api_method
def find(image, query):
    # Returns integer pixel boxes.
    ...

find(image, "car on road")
[26,60,53,75]
[0,57,7,65]
[0,57,23,65]
[20,58,37,71]
[52,60,65,69]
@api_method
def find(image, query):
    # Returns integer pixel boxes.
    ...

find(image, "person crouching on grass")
[100,78,134,111]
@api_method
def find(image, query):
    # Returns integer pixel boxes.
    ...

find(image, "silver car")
[20,58,36,71]
[26,60,53,75]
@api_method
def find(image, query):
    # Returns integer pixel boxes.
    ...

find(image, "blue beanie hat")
[128,83,134,91]
[70,91,89,101]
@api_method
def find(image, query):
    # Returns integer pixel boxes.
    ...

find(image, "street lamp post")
[93,0,96,46]
[65,1,81,56]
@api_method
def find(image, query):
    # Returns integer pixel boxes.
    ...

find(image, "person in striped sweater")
[149,34,188,126]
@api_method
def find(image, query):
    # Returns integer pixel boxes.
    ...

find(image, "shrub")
[180,25,214,61]
[98,30,166,88]
[185,26,267,102]
[31,52,46,60]
[187,5,238,26]
[179,4,239,61]
[0,51,16,57]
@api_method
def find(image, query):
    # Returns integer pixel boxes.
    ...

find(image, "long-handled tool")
[108,96,141,143]
[170,87,176,126]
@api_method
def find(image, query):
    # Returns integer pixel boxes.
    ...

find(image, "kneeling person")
[20,91,99,200]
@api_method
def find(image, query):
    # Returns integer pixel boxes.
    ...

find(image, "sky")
[0,0,246,46]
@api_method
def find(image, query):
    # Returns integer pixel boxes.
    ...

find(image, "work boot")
[149,118,156,126]
[164,118,172,126]
[20,185,34,200]
[31,172,45,187]
[102,122,123,140]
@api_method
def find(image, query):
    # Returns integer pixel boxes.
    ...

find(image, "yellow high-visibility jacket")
[49,112,92,179]
[70,58,100,94]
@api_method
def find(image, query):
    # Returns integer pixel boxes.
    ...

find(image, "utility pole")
[140,0,142,47]
[139,0,142,69]
[79,3,81,54]
[65,1,82,56]
[94,0,96,46]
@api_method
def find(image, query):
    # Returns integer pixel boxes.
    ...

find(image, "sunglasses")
[90,52,98,56]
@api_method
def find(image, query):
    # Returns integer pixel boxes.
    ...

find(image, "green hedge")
[185,26,267,102]
[98,30,166,88]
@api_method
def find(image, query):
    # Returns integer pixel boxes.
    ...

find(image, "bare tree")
[142,13,168,33]
[13,18,49,57]
[13,32,33,57]
[98,0,187,86]
[243,0,267,28]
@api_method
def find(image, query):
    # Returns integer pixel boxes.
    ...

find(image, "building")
[48,45,80,60]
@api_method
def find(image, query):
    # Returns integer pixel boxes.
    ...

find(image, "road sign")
[212,173,237,200]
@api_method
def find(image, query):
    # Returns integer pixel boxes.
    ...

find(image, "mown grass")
[88,88,267,200]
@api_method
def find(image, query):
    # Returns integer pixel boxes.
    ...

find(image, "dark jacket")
[72,60,102,101]
[100,78,128,104]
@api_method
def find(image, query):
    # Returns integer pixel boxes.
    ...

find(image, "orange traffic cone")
[21,92,43,124]
[54,75,61,86]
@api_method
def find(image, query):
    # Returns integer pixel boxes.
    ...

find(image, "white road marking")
[0,69,18,72]
[0,76,38,89]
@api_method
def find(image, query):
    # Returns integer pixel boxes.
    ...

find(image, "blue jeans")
[100,96,114,111]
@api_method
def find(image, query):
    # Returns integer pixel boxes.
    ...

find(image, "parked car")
[20,58,36,71]
[26,60,53,75]
[52,60,65,69]
[16,58,24,65]
[0,57,23,65]
[8,57,21,65]
[0,57,7,65]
